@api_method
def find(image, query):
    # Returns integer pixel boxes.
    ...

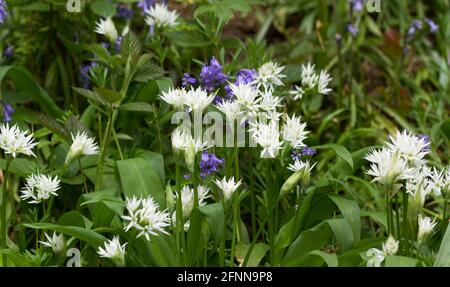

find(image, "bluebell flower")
[199,151,224,177]
[235,69,256,86]
[407,20,423,41]
[425,19,439,33]
[182,73,197,88]
[200,57,228,92]
[4,45,13,59]
[116,4,134,20]
[101,42,110,50]
[347,23,359,38]
[137,0,156,14]
[80,62,97,89]
[115,36,123,53]
[416,134,431,151]
[349,0,364,12]
[291,147,317,161]
[1,101,14,122]
[0,0,8,24]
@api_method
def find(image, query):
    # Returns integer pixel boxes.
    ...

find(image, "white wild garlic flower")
[0,123,38,158]
[122,196,171,241]
[145,3,178,29]
[94,17,118,43]
[40,232,65,255]
[20,173,61,204]
[65,131,99,164]
[214,176,242,202]
[98,236,127,267]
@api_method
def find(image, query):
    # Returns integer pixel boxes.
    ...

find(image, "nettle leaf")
[133,54,164,82]
[73,87,108,108]
[34,112,70,141]
[120,102,154,113]
[93,87,122,103]
[121,32,142,62]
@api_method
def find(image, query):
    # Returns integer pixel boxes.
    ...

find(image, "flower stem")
[402,191,409,255]
[1,156,10,267]
[386,193,391,235]
[229,195,238,267]
[193,154,199,209]
[95,109,117,191]
[175,158,185,266]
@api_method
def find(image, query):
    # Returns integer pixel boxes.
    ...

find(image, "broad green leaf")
[325,219,354,252]
[287,250,338,267]
[0,66,63,117]
[235,243,269,267]
[282,222,331,265]
[23,223,107,248]
[275,189,315,251]
[385,255,419,267]
[319,143,354,170]
[90,0,116,17]
[198,203,224,243]
[135,149,165,185]
[434,224,450,266]
[329,195,361,244]
[116,158,165,208]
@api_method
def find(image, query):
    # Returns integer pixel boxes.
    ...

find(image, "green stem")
[242,195,282,267]
[443,191,448,227]
[219,200,226,267]
[112,129,124,160]
[193,154,199,209]
[229,195,238,267]
[386,193,391,235]
[402,192,409,256]
[1,157,10,267]
[266,160,275,266]
[95,109,117,191]
[175,157,185,266]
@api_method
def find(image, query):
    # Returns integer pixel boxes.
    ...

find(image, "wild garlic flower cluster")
[175,185,211,218]
[214,176,242,202]
[122,196,171,241]
[20,173,61,204]
[0,123,38,158]
[94,17,118,43]
[365,130,430,187]
[365,130,450,203]
[97,236,127,267]
[145,3,179,29]
[289,63,333,101]
[65,131,99,165]
[417,215,437,244]
[366,236,399,267]
[40,232,66,256]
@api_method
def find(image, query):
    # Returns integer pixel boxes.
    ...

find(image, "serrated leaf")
[73,87,108,107]
[120,102,154,112]
[121,32,142,62]
[93,87,122,103]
